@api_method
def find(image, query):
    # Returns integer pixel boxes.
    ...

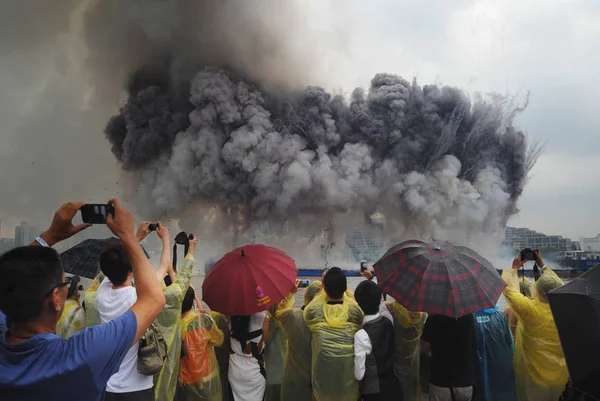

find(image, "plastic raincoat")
[275,281,321,401]
[210,311,231,401]
[176,311,224,401]
[264,308,287,401]
[84,272,104,327]
[56,299,85,339]
[303,291,364,401]
[385,301,427,401]
[155,256,195,401]
[502,268,568,401]
[473,306,517,401]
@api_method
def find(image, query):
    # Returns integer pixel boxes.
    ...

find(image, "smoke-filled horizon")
[0,0,539,265]
[107,65,537,247]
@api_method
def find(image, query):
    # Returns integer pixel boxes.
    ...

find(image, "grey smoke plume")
[0,0,538,263]
[106,66,537,250]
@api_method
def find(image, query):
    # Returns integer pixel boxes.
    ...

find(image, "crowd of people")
[0,200,572,401]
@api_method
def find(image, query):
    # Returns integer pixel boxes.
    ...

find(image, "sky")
[0,0,598,241]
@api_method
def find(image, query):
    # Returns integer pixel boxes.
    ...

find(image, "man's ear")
[49,288,64,313]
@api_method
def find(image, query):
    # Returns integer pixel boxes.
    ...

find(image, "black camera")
[520,248,537,262]
[149,223,159,231]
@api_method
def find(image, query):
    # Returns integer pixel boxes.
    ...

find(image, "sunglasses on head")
[45,276,73,297]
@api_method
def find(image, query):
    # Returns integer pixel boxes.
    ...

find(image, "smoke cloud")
[1,0,538,265]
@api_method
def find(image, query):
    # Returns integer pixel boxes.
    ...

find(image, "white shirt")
[97,277,153,393]
[354,296,394,381]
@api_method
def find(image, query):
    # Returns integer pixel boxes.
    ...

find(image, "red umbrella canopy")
[202,244,298,316]
[373,239,505,318]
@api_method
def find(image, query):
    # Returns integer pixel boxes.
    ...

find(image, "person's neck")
[326,295,344,303]
[8,315,57,344]
[113,278,133,289]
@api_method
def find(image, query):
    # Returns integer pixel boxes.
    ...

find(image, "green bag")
[137,322,167,375]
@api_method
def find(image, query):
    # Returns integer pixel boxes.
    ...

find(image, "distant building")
[345,225,387,263]
[504,226,575,251]
[580,234,600,252]
[0,238,14,254]
[14,221,38,247]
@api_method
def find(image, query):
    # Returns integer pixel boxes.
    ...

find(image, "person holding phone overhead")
[0,199,166,401]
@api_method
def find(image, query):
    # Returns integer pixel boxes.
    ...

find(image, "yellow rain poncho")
[386,301,427,401]
[155,256,195,401]
[210,312,231,401]
[56,299,85,339]
[264,308,288,401]
[176,311,224,401]
[303,291,364,401]
[502,268,568,401]
[275,281,321,401]
[84,272,104,327]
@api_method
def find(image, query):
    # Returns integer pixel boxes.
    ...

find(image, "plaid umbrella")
[60,237,149,279]
[373,239,505,318]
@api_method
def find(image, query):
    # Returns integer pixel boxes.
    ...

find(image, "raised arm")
[31,202,91,247]
[502,257,536,321]
[154,222,171,282]
[275,281,299,320]
[107,199,166,345]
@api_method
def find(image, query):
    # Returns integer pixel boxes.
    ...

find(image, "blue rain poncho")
[473,306,517,401]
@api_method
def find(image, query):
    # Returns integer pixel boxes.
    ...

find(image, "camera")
[520,248,537,262]
[360,261,368,272]
[149,223,159,231]
[298,279,310,288]
[78,284,84,291]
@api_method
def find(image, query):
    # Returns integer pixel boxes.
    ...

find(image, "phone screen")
[80,204,114,224]
[298,279,310,288]
[360,261,368,271]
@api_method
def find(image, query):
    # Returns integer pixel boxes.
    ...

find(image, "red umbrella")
[374,240,505,318]
[202,244,298,316]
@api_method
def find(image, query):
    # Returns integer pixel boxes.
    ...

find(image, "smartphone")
[298,279,310,288]
[149,223,158,231]
[360,261,368,272]
[80,204,115,224]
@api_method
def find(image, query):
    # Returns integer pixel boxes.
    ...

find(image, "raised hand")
[106,199,135,242]
[39,202,91,246]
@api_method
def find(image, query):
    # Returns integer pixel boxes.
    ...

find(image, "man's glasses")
[45,276,73,297]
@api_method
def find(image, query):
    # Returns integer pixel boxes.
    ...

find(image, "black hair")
[0,246,63,323]
[230,315,251,344]
[323,266,347,299]
[182,286,195,314]
[100,244,132,286]
[354,280,382,315]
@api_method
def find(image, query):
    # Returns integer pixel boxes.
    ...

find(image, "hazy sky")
[308,0,600,240]
[0,0,598,241]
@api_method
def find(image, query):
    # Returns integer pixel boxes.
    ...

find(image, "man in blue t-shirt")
[0,200,167,401]
[0,311,6,335]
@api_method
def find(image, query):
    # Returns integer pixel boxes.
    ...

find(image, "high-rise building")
[0,238,14,254]
[580,234,600,252]
[345,225,387,262]
[14,221,38,247]
[504,226,575,251]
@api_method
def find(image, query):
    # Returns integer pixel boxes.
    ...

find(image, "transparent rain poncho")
[176,312,224,401]
[502,268,568,401]
[264,307,288,401]
[83,272,104,328]
[303,290,364,401]
[275,280,322,401]
[56,299,85,339]
[385,301,427,401]
[473,306,517,401]
[210,311,231,401]
[155,256,195,401]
